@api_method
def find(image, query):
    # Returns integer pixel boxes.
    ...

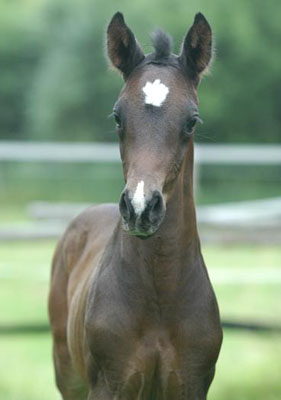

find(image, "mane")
[151,30,173,60]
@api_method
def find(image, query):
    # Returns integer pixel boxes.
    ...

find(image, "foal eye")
[185,117,198,133]
[113,113,122,129]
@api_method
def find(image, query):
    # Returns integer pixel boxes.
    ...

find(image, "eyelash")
[113,113,122,129]
[109,111,122,130]
[185,115,203,133]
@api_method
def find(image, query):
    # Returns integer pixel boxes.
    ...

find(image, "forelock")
[151,30,173,60]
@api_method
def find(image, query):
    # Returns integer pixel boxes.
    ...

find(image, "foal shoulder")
[71,203,120,234]
[55,203,120,275]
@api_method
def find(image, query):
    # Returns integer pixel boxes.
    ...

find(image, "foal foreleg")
[49,245,87,400]
[53,339,87,400]
[87,381,114,400]
[185,366,216,400]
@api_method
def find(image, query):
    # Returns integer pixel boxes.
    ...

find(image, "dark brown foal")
[49,12,222,400]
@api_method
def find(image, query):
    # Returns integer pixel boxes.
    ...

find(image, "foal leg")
[87,380,113,400]
[49,252,87,400]
[185,367,216,400]
[53,339,87,400]
[202,366,216,396]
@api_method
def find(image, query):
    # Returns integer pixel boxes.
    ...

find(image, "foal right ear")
[107,12,145,80]
[179,13,213,82]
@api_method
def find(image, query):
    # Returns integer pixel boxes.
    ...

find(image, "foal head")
[107,12,213,238]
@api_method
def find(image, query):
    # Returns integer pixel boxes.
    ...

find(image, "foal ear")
[179,13,213,81]
[107,12,145,80]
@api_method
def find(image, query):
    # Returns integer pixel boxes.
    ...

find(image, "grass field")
[0,241,280,399]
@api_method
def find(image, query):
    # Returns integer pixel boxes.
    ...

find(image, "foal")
[49,12,222,400]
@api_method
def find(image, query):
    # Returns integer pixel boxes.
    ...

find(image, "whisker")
[107,112,115,119]
[194,130,216,142]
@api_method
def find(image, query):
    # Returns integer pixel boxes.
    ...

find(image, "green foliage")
[1,0,281,142]
[0,2,46,139]
[27,1,120,141]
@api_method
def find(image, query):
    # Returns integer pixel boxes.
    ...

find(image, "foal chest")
[87,323,186,399]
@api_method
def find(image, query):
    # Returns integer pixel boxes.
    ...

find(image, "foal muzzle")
[119,188,166,237]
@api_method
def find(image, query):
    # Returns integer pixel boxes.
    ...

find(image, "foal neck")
[120,141,200,266]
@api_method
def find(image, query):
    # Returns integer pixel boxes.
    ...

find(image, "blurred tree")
[199,0,281,143]
[0,2,45,139]
[27,0,120,141]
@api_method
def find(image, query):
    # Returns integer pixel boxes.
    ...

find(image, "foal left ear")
[179,13,213,82]
[107,12,145,80]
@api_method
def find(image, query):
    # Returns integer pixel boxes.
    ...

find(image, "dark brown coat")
[49,12,222,400]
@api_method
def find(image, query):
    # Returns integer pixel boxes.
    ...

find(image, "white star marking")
[142,79,169,107]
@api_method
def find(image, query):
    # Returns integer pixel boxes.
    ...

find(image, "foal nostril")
[119,190,134,222]
[147,191,164,224]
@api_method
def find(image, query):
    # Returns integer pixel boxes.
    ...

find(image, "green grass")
[0,241,280,399]
[210,332,281,400]
[204,245,281,323]
[0,335,60,400]
[0,241,52,323]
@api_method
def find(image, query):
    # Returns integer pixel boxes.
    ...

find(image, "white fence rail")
[0,141,281,164]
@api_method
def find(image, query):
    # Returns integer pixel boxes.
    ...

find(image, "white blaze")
[132,180,145,215]
[142,79,169,107]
